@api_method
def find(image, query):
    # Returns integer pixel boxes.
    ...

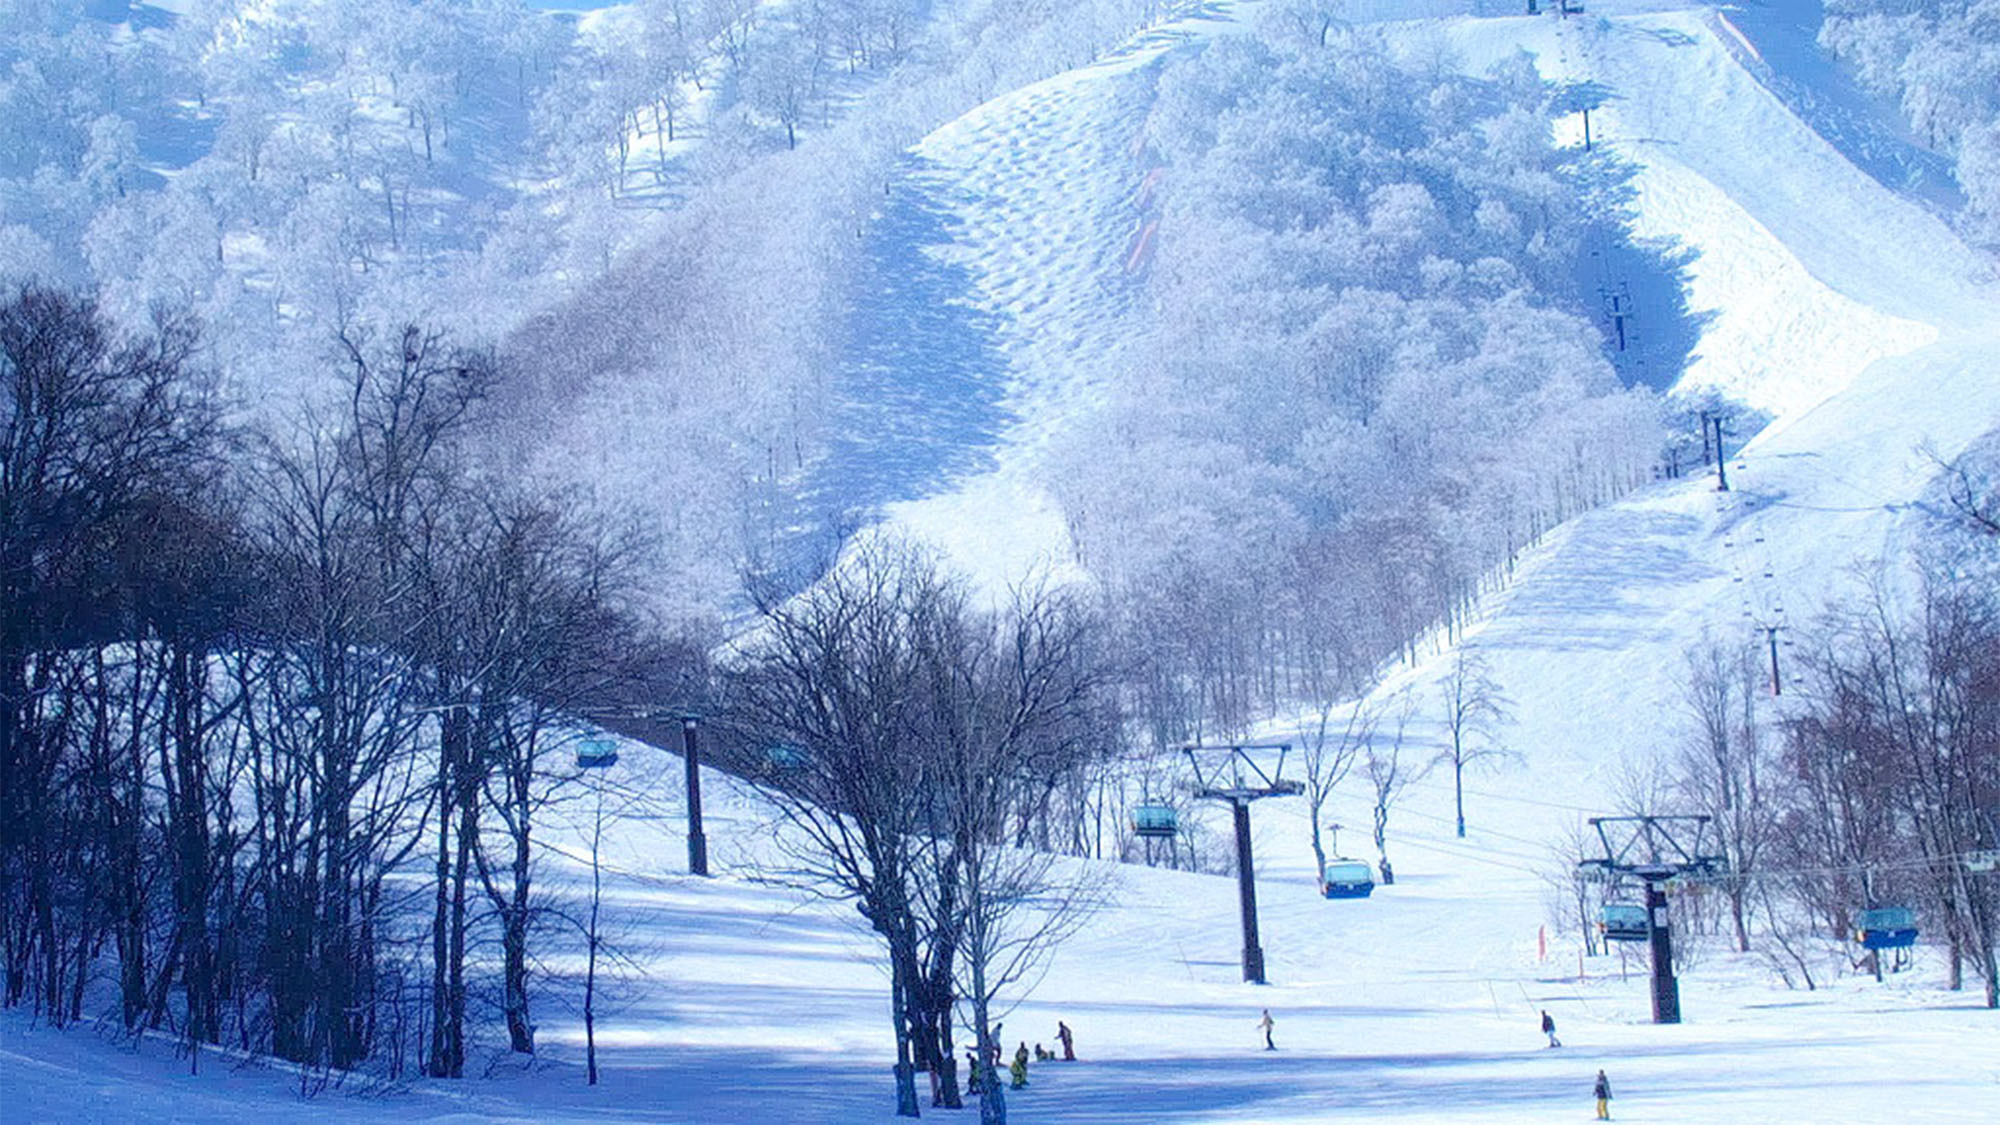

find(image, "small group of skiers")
[965,1021,1076,1094]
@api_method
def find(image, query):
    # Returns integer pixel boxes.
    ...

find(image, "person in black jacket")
[1541,1009,1561,1048]
[1594,1070,1613,1120]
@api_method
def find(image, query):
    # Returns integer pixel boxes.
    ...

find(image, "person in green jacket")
[1010,1043,1030,1089]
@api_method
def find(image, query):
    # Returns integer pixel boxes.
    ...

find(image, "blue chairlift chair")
[1131,804,1179,839]
[1599,901,1650,943]
[1322,859,1376,899]
[1856,907,1918,951]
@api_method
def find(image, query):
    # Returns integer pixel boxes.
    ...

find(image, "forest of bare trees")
[0,285,661,1077]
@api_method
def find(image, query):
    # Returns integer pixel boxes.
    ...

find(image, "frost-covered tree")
[1057,24,1659,741]
[1822,1,2000,245]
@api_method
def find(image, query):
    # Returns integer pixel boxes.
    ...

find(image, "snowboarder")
[1258,1008,1275,1050]
[1057,1020,1075,1061]
[1541,1009,1561,1048]
[1034,1044,1050,1062]
[966,1049,983,1095]
[1010,1043,1030,1089]
[1594,1069,1613,1120]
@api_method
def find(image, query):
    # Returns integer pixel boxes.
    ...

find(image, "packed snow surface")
[7,1,2000,1122]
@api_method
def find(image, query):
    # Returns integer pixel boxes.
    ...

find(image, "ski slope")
[7,1,2000,1122]
[843,1,1266,590]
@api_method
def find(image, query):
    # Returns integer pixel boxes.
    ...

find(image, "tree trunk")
[1454,759,1466,838]
[501,821,534,1054]
[429,705,464,1077]
[889,936,921,1117]
[447,771,476,1070]
[585,797,603,1085]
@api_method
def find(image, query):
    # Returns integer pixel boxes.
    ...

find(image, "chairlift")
[1856,906,1918,951]
[575,738,619,769]
[1131,803,1179,839]
[1321,859,1375,900]
[1599,901,1650,943]
[767,743,810,771]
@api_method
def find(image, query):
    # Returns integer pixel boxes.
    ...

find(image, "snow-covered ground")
[7,1,2000,1121]
[8,742,2000,1123]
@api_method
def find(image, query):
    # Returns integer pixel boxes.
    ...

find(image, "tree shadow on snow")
[1556,112,1713,396]
[763,156,1014,591]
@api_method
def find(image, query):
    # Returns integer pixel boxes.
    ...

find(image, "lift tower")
[1578,815,1727,1024]
[1184,743,1302,984]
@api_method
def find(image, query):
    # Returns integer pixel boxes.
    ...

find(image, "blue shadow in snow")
[1717,0,1961,210]
[778,158,1013,580]
[1549,83,1711,395]
[84,4,217,183]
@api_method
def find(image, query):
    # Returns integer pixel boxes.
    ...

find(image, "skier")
[1541,1009,1561,1048]
[1258,1008,1275,1050]
[1010,1043,1030,1089]
[1594,1069,1613,1120]
[1057,1020,1075,1061]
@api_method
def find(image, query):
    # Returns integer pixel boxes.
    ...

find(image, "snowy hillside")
[4,0,1999,1122]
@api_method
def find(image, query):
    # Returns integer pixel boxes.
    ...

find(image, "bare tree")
[1364,690,1422,884]
[1436,648,1514,837]
[465,489,647,1058]
[728,540,939,1118]
[1927,443,1999,540]
[1677,638,1780,953]
[921,577,1116,1125]
[731,545,1119,1119]
[1299,694,1374,882]
[1543,820,1603,959]
[0,287,217,1023]
[1771,554,1998,1000]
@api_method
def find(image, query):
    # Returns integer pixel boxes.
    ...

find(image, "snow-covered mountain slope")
[1416,2,1999,799]
[840,0,1994,597]
[811,2,1267,591]
[6,2,2000,1123]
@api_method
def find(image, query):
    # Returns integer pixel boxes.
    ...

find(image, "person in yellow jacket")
[1010,1042,1030,1088]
